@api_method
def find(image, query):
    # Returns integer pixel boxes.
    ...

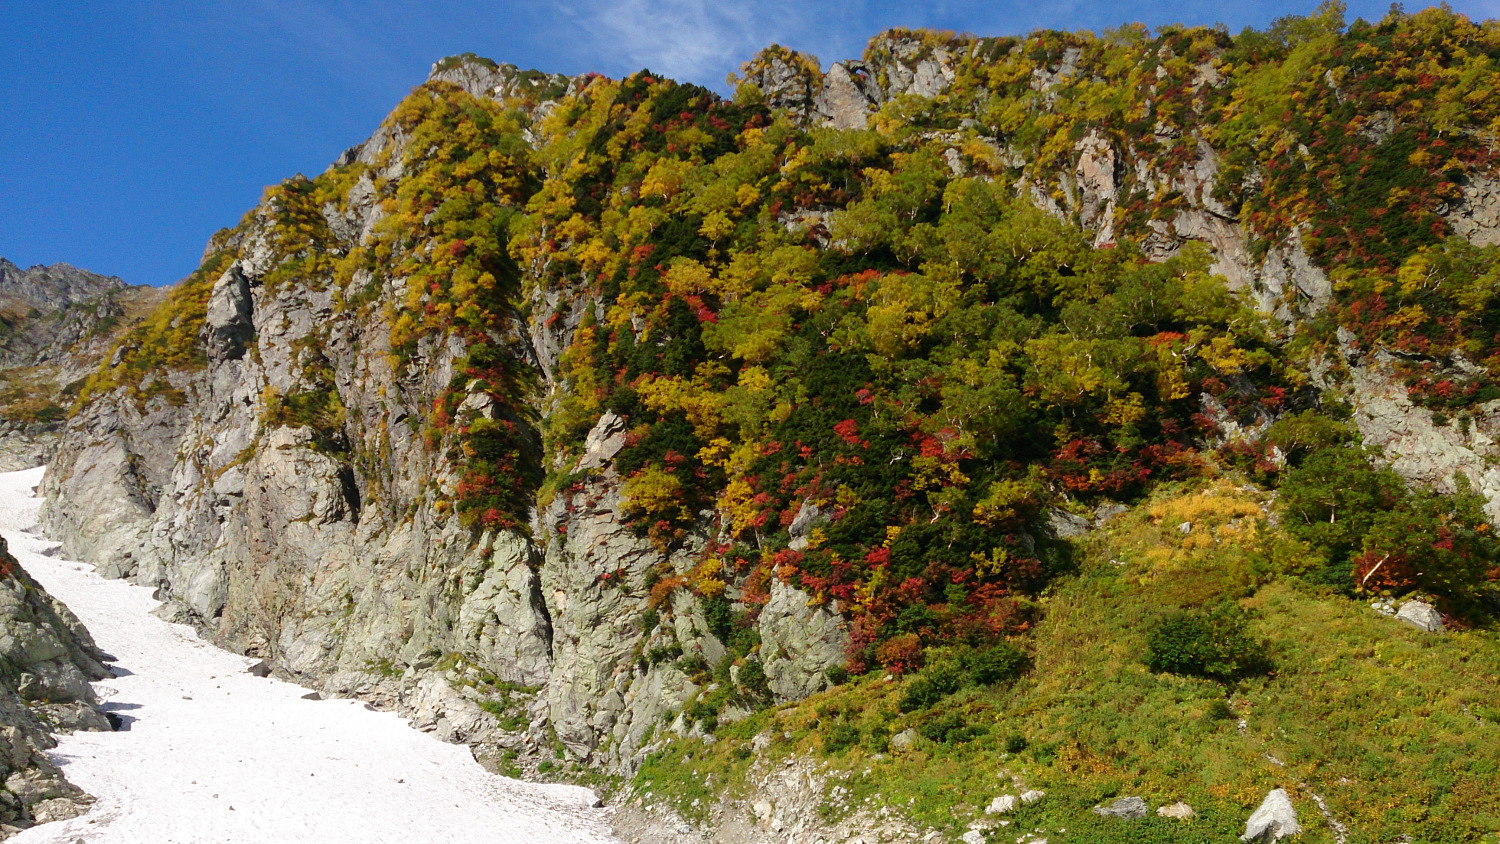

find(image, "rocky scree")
[0,536,114,837]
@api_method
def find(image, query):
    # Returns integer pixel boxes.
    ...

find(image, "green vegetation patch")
[633,479,1500,841]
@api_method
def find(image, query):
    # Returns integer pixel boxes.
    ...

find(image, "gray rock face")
[758,580,848,701]
[1445,173,1500,247]
[736,47,822,119]
[39,108,577,773]
[1337,344,1500,521]
[1034,130,1333,323]
[815,63,876,130]
[0,260,160,375]
[1395,600,1444,633]
[1093,796,1149,819]
[807,34,958,131]
[203,264,253,361]
[0,259,124,313]
[427,56,572,107]
[0,537,114,836]
[1241,788,1302,842]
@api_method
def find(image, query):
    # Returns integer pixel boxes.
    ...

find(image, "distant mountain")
[0,259,164,469]
[0,258,125,311]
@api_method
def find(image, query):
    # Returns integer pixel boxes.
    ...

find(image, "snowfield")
[0,467,619,844]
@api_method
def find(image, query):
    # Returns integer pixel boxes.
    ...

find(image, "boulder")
[1045,508,1091,538]
[1093,796,1148,819]
[1395,600,1443,633]
[985,794,1019,815]
[1241,788,1301,842]
[247,661,272,678]
[890,728,917,753]
[1020,789,1045,805]
[1158,801,1195,819]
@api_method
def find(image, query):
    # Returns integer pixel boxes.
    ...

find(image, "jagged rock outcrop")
[0,537,114,837]
[1321,333,1500,521]
[0,260,158,380]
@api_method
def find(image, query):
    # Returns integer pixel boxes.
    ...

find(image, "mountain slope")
[36,6,1500,841]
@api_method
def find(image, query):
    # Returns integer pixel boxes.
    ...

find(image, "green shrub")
[737,659,770,698]
[1204,698,1236,722]
[899,666,961,712]
[1146,603,1270,681]
[677,654,710,677]
[824,723,861,754]
[918,713,985,744]
[961,642,1029,685]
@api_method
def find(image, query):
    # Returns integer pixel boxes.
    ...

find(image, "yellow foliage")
[1155,344,1191,401]
[697,437,733,467]
[720,475,763,537]
[866,271,960,357]
[640,157,692,199]
[735,183,760,208]
[1102,392,1147,427]
[622,466,687,523]
[737,366,772,393]
[663,258,714,297]
[1025,335,1113,407]
[972,477,1043,528]
[969,547,1013,580]
[692,557,727,597]
[1200,335,1249,375]
[910,453,969,492]
[699,211,734,241]
[1387,304,1430,333]
[635,367,726,440]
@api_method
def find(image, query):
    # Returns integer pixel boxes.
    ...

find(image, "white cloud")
[563,0,858,88]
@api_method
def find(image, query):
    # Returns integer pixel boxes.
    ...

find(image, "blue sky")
[3,1,1499,287]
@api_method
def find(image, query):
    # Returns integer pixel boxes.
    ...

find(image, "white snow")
[0,467,619,844]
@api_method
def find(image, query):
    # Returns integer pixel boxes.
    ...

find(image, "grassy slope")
[636,480,1500,842]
